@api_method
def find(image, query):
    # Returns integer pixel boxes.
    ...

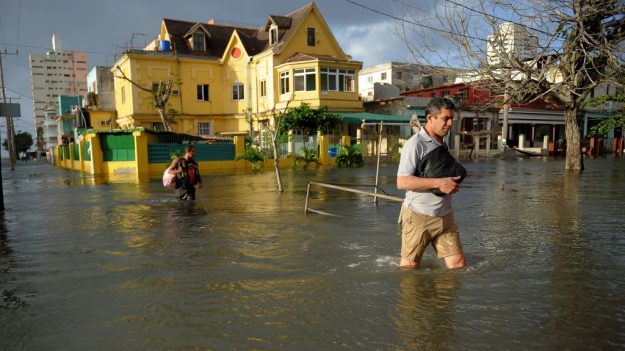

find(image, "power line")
[0,42,114,57]
[440,0,554,36]
[342,0,488,42]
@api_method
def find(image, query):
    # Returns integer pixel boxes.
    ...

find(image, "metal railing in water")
[304,181,403,217]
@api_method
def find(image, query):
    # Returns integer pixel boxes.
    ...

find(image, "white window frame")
[294,68,316,92]
[197,84,209,101]
[321,68,355,92]
[197,122,212,136]
[232,82,245,101]
[270,25,279,45]
[280,71,290,95]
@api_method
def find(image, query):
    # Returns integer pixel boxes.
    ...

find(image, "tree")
[114,66,175,131]
[397,0,625,170]
[585,71,625,136]
[278,103,341,136]
[3,131,33,155]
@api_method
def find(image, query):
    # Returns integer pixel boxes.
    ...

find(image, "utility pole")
[0,50,19,170]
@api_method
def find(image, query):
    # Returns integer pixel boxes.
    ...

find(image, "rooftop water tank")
[159,40,171,52]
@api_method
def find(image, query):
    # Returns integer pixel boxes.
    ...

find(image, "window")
[294,68,316,92]
[232,83,244,100]
[259,80,267,97]
[320,68,355,92]
[367,76,372,83]
[100,119,111,126]
[197,84,209,101]
[197,122,212,136]
[459,88,469,101]
[121,86,126,104]
[193,33,206,51]
[396,71,403,79]
[280,71,290,94]
[270,26,278,45]
[152,123,166,131]
[307,27,316,46]
[381,72,387,80]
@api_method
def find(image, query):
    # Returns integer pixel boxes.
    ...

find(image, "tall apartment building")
[358,62,456,102]
[487,22,538,66]
[29,34,88,153]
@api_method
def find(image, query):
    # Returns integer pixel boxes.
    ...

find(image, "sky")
[0,0,425,144]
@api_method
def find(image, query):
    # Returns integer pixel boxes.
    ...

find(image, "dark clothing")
[173,156,201,201]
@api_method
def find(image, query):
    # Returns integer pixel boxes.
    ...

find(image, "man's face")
[428,107,455,138]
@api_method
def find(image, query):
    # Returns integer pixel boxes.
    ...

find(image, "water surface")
[1,157,624,350]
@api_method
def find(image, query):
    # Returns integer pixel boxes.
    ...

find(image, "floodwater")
[0,157,624,350]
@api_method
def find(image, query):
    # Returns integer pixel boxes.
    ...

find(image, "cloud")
[334,20,414,67]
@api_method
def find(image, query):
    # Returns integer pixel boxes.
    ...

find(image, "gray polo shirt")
[397,128,453,216]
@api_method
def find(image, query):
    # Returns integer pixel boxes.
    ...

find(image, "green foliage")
[3,131,34,154]
[335,144,364,168]
[293,145,320,169]
[169,149,181,160]
[390,141,403,164]
[236,146,267,173]
[590,114,625,137]
[585,82,625,136]
[278,103,341,136]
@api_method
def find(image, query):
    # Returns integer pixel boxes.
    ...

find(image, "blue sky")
[0,0,422,144]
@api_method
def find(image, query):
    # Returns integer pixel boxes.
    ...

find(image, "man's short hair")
[185,144,196,153]
[425,97,456,118]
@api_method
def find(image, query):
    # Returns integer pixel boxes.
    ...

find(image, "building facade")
[85,66,117,130]
[29,34,88,154]
[487,22,539,66]
[358,62,456,102]
[112,3,363,141]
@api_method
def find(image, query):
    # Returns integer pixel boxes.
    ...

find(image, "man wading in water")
[168,145,202,201]
[396,98,467,269]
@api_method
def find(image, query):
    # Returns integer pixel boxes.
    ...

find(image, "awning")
[498,110,565,125]
[338,112,416,125]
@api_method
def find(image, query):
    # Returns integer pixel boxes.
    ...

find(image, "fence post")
[319,134,331,165]
[85,133,103,175]
[133,130,149,181]
[233,135,245,159]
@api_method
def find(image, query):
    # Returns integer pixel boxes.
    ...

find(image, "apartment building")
[487,22,538,66]
[29,34,88,153]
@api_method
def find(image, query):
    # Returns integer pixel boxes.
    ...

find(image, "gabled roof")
[158,3,346,60]
[266,15,292,29]
[162,18,262,57]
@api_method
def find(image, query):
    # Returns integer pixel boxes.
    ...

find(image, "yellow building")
[112,2,363,138]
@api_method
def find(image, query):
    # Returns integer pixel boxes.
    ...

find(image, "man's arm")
[168,158,182,174]
[397,175,460,194]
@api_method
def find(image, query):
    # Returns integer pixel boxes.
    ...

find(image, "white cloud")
[334,21,414,68]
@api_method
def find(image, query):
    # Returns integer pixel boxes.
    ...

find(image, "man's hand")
[437,176,461,194]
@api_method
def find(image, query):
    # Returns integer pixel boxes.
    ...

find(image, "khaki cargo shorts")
[398,205,463,263]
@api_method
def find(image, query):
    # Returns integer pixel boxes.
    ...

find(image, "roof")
[338,112,414,125]
[160,3,315,59]
[283,52,355,64]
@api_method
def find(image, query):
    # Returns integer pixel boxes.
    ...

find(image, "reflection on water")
[394,271,460,350]
[0,158,624,349]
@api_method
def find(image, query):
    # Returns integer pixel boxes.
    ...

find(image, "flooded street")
[1,157,624,350]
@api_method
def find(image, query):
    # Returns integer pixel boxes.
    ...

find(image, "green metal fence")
[100,134,135,161]
[83,142,91,161]
[148,143,235,163]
